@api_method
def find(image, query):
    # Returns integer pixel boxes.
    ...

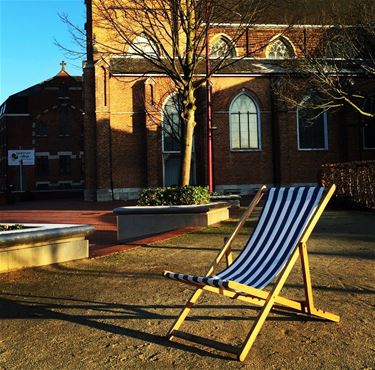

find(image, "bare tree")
[56,13,87,61]
[89,0,276,186]
[276,0,375,119]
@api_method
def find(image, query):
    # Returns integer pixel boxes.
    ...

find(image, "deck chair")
[163,185,340,361]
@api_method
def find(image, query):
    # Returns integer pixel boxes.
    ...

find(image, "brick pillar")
[83,61,97,201]
[95,114,113,201]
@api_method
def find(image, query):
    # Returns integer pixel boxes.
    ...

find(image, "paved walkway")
[0,198,198,258]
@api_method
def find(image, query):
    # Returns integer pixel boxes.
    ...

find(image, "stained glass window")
[267,38,294,59]
[210,37,235,59]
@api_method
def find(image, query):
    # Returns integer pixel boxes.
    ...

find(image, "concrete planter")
[0,223,95,273]
[113,202,230,242]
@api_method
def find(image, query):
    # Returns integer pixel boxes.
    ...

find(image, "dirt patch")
[0,209,374,369]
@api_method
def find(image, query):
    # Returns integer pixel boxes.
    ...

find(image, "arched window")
[162,94,196,186]
[162,95,182,152]
[267,38,294,59]
[229,93,260,150]
[128,34,158,57]
[297,96,328,150]
[210,36,236,59]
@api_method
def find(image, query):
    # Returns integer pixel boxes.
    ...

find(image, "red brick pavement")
[0,199,199,258]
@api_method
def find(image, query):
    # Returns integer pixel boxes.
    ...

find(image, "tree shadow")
[309,248,375,260]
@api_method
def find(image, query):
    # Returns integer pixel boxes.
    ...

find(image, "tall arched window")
[297,95,328,150]
[229,93,261,150]
[266,37,294,59]
[210,36,236,59]
[127,34,158,57]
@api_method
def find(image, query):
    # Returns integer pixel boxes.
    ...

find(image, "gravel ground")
[0,208,374,370]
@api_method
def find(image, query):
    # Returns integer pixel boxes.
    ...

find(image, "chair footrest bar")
[310,307,340,322]
[169,330,239,355]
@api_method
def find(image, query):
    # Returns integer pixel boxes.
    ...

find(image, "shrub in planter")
[0,224,24,232]
[138,186,210,206]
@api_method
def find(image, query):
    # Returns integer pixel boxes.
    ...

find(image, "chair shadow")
[0,292,319,321]
[0,292,329,360]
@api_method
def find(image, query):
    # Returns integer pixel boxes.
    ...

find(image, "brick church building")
[0,63,84,194]
[83,0,375,202]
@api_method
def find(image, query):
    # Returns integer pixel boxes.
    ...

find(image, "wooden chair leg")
[167,288,204,339]
[299,242,340,322]
[299,242,315,314]
[238,248,300,361]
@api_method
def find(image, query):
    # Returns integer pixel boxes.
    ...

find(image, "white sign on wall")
[8,150,35,166]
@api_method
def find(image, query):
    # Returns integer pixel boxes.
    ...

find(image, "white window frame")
[229,92,261,151]
[296,106,329,151]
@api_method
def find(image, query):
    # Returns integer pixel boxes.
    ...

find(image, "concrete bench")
[113,202,230,242]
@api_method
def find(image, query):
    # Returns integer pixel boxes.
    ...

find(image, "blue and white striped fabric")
[165,187,324,291]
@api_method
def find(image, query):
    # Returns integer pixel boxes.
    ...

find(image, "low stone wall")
[113,202,230,242]
[0,223,95,273]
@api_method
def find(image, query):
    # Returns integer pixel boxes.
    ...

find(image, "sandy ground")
[0,208,374,369]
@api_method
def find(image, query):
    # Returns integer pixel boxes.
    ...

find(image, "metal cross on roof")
[60,61,67,70]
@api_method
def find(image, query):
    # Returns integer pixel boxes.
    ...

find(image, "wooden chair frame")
[164,184,340,361]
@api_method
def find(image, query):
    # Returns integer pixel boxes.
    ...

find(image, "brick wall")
[85,64,375,197]
[84,7,375,199]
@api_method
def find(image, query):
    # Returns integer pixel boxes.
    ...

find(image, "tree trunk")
[180,86,196,186]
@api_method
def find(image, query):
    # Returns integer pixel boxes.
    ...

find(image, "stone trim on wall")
[215,182,318,195]
[113,187,142,201]
[94,187,143,202]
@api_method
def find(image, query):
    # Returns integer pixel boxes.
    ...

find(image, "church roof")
[0,63,82,115]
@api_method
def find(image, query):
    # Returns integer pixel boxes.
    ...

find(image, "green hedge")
[137,186,211,206]
[320,160,375,210]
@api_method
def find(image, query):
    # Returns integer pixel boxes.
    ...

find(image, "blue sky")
[0,0,85,103]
